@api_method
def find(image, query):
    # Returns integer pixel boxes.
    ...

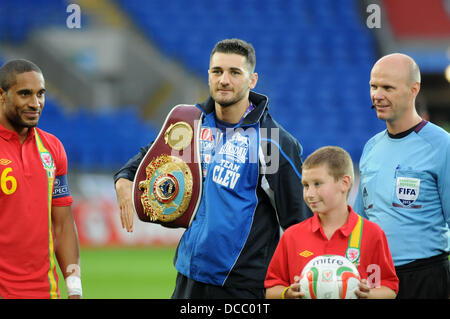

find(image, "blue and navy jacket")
[114,91,312,288]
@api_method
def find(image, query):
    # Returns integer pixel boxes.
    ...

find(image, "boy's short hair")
[303,146,355,196]
[210,38,256,73]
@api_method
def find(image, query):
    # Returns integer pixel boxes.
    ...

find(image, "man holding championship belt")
[131,104,203,229]
[114,39,311,298]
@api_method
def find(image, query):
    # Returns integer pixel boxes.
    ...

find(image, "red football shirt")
[265,206,399,293]
[0,125,73,298]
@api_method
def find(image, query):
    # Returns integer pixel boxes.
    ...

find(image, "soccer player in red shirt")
[265,146,398,299]
[0,59,82,299]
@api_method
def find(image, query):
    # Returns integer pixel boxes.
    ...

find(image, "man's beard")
[7,110,40,129]
[216,99,236,108]
[210,88,247,108]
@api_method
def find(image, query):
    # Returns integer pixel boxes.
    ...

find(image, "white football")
[299,255,361,299]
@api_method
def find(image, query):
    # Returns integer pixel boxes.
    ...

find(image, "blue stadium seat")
[0,0,86,43]
[35,96,157,171]
[3,0,382,169]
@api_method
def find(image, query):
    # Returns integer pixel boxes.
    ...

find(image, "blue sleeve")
[439,138,450,228]
[353,179,367,218]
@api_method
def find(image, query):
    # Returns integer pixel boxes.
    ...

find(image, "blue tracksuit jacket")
[114,91,312,288]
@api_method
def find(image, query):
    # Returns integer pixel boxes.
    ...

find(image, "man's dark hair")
[0,59,43,91]
[210,39,256,73]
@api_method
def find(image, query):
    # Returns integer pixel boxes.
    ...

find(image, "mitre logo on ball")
[299,255,361,299]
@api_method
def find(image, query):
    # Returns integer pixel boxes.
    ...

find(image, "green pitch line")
[58,246,178,299]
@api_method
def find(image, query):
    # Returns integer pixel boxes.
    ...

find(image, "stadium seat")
[3,0,383,168]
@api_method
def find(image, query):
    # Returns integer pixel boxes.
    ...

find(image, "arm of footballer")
[355,279,397,299]
[115,178,135,232]
[52,205,82,299]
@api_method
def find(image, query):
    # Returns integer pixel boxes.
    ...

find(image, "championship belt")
[132,105,203,228]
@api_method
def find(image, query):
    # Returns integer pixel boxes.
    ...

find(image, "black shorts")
[395,253,450,299]
[171,272,265,299]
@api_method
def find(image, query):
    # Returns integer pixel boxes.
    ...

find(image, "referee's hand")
[115,178,134,232]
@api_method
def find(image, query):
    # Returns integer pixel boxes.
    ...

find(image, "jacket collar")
[197,91,269,126]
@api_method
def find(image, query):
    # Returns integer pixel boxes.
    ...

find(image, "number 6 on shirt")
[1,167,17,195]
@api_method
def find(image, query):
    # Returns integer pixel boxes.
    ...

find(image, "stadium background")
[0,0,448,298]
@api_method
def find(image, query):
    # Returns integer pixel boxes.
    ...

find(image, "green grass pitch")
[56,248,450,299]
[57,246,178,299]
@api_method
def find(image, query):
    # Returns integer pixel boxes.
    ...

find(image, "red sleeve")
[265,232,291,288]
[40,130,73,207]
